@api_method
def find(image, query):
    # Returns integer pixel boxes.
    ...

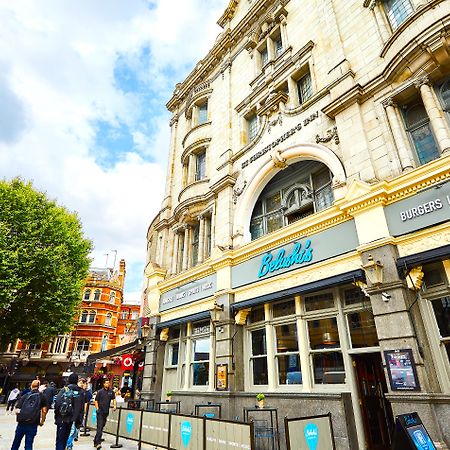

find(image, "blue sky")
[0,0,226,302]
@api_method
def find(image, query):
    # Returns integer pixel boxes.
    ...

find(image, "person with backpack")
[93,379,116,449]
[54,373,84,450]
[10,379,47,450]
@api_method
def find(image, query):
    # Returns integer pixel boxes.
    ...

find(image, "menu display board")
[392,412,436,450]
[384,349,420,391]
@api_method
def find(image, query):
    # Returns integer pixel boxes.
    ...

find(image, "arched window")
[94,289,101,301]
[76,340,90,352]
[382,0,413,30]
[105,313,112,326]
[109,291,116,303]
[83,289,91,301]
[88,311,96,324]
[80,310,88,323]
[101,334,108,351]
[404,103,439,165]
[250,161,334,240]
[439,79,450,116]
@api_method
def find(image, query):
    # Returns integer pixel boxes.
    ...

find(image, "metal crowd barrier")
[85,403,255,450]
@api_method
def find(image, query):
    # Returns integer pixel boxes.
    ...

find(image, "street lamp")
[210,301,224,325]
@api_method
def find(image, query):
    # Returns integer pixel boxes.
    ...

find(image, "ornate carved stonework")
[382,97,397,109]
[235,308,251,325]
[414,76,430,90]
[315,126,339,145]
[233,180,247,204]
[267,112,283,133]
[271,149,287,169]
[406,266,424,291]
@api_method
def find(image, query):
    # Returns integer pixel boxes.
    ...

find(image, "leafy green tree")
[0,178,92,349]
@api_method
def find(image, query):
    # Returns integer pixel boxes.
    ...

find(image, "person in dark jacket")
[93,379,116,449]
[42,380,56,409]
[54,373,84,450]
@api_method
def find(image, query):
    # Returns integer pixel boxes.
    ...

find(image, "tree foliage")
[0,178,92,347]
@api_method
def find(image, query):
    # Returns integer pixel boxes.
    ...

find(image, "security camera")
[381,292,391,302]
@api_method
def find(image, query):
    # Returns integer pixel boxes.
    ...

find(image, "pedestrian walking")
[10,379,47,450]
[6,385,21,414]
[42,380,57,409]
[66,378,87,450]
[93,379,116,449]
[54,373,84,450]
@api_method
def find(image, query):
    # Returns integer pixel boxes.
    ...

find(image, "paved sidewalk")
[0,406,156,450]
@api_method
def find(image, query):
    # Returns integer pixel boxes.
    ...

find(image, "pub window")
[192,337,210,386]
[275,323,301,385]
[169,343,180,366]
[307,317,345,384]
[250,328,268,385]
[273,299,296,318]
[250,161,334,240]
[249,306,265,324]
[430,296,450,363]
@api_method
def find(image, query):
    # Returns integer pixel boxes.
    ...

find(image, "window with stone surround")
[195,150,206,181]
[247,113,259,143]
[105,313,112,326]
[94,289,101,301]
[76,339,90,352]
[403,101,440,165]
[297,72,313,105]
[197,100,208,125]
[109,291,116,303]
[83,289,91,301]
[250,161,334,240]
[382,0,414,30]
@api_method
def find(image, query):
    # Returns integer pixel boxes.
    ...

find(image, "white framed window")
[247,114,258,143]
[131,310,138,320]
[120,310,129,320]
[195,151,206,181]
[101,334,108,351]
[192,337,210,386]
[297,72,313,105]
[88,310,96,324]
[77,339,90,352]
[94,289,101,301]
[80,310,88,323]
[109,291,116,303]
[83,289,91,301]
[275,322,301,385]
[52,335,69,354]
[105,313,112,326]
[198,101,208,125]
[382,0,414,30]
[250,328,268,385]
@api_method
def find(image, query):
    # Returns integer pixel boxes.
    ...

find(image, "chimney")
[118,259,126,289]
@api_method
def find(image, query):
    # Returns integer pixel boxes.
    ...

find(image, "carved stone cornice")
[210,174,238,194]
[382,97,397,109]
[258,91,289,117]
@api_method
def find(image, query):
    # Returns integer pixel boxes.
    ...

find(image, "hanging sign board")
[384,349,420,391]
[392,412,436,450]
[285,413,336,450]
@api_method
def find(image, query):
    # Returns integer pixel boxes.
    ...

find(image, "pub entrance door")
[353,353,394,450]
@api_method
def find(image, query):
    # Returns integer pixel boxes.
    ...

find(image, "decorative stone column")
[383,98,414,171]
[181,225,190,271]
[266,37,275,62]
[171,229,180,274]
[415,76,450,153]
[370,1,390,44]
[280,15,289,48]
[188,153,196,184]
[264,303,277,390]
[197,215,205,264]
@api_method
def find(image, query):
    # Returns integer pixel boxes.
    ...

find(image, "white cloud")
[0,0,226,302]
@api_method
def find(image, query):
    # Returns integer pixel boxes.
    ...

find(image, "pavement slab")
[0,407,157,450]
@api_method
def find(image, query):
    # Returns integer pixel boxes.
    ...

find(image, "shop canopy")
[397,244,450,278]
[86,339,140,364]
[230,269,365,312]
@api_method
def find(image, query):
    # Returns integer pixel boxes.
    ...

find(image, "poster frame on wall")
[215,363,228,391]
[284,412,336,450]
[384,349,421,392]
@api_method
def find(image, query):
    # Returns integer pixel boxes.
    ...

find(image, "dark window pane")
[348,311,379,348]
[431,297,450,338]
[273,299,295,317]
[344,288,366,306]
[305,292,334,311]
[251,329,267,356]
[171,343,179,366]
[312,352,345,384]
[277,354,301,384]
[252,357,268,385]
[275,323,298,352]
[193,362,209,385]
[308,317,340,349]
[250,217,264,240]
[266,192,282,212]
[249,306,265,324]
[423,262,445,288]
[266,212,283,233]
[411,123,440,165]
[169,327,180,340]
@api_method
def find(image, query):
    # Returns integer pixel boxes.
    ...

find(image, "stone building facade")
[141,1,450,448]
